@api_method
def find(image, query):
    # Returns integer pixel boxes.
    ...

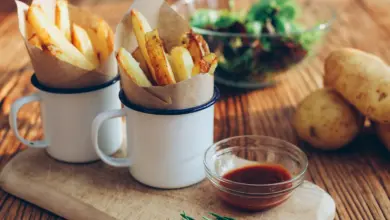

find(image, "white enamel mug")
[92,88,219,189]
[9,74,123,163]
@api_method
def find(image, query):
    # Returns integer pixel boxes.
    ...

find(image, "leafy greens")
[190,0,324,80]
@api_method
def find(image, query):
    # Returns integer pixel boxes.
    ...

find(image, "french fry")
[198,59,210,74]
[207,59,218,75]
[197,34,210,56]
[181,32,210,75]
[195,53,218,75]
[71,23,99,67]
[181,32,202,63]
[117,47,152,87]
[103,22,115,54]
[145,29,176,86]
[27,4,95,70]
[131,47,153,82]
[203,53,217,63]
[169,46,194,82]
[25,14,42,49]
[131,9,155,81]
[203,53,218,75]
[28,34,42,50]
[181,32,210,57]
[55,0,71,41]
[87,20,114,64]
[192,54,217,75]
[86,28,100,60]
[96,21,114,61]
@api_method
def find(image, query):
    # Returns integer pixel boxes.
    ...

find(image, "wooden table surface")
[0,0,389,219]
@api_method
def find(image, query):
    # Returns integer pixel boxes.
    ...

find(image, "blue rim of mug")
[119,86,220,115]
[30,74,120,94]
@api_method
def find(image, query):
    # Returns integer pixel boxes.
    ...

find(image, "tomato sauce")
[218,164,293,211]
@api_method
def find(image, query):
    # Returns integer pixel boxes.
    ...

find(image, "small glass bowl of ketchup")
[204,135,308,211]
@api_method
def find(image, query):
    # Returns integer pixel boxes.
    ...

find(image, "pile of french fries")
[117,9,217,87]
[26,0,114,70]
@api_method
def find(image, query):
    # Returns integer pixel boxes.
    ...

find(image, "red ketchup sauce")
[218,164,293,211]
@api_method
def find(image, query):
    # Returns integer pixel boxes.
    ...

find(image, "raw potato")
[27,4,95,70]
[375,123,390,151]
[293,88,361,150]
[324,48,390,123]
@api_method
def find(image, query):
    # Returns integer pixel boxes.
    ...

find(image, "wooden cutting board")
[0,148,335,220]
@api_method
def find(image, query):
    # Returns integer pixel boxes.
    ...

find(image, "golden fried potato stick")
[27,4,95,70]
[132,47,153,82]
[55,0,71,41]
[28,34,42,50]
[117,47,152,87]
[25,13,42,49]
[145,29,176,86]
[169,46,194,82]
[71,23,99,67]
[181,32,210,75]
[202,53,217,75]
[87,20,114,64]
[131,9,156,81]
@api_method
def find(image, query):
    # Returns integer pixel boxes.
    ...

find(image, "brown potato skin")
[293,88,361,150]
[375,123,390,151]
[324,48,390,123]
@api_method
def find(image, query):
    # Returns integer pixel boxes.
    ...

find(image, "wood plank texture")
[0,0,389,219]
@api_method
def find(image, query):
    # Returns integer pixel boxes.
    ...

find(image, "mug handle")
[9,93,48,148]
[92,109,131,167]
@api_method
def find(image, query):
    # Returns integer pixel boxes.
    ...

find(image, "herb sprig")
[181,211,236,220]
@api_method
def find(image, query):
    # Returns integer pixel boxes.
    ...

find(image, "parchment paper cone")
[115,0,214,110]
[16,0,117,89]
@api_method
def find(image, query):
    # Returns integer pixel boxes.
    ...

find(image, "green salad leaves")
[190,0,324,80]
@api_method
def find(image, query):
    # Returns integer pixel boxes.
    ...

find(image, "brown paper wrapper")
[115,0,214,110]
[16,0,117,89]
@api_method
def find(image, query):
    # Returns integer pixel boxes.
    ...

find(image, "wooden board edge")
[0,151,115,220]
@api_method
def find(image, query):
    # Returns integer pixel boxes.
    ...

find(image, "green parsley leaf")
[215,11,239,29]
[190,9,219,28]
[278,1,300,20]
[181,211,196,220]
[245,21,262,35]
[272,17,287,34]
[210,212,236,220]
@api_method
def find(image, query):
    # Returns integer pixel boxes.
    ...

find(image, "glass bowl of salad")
[172,0,335,89]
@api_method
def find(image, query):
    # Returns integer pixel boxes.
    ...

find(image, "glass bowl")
[172,0,336,89]
[204,135,308,211]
